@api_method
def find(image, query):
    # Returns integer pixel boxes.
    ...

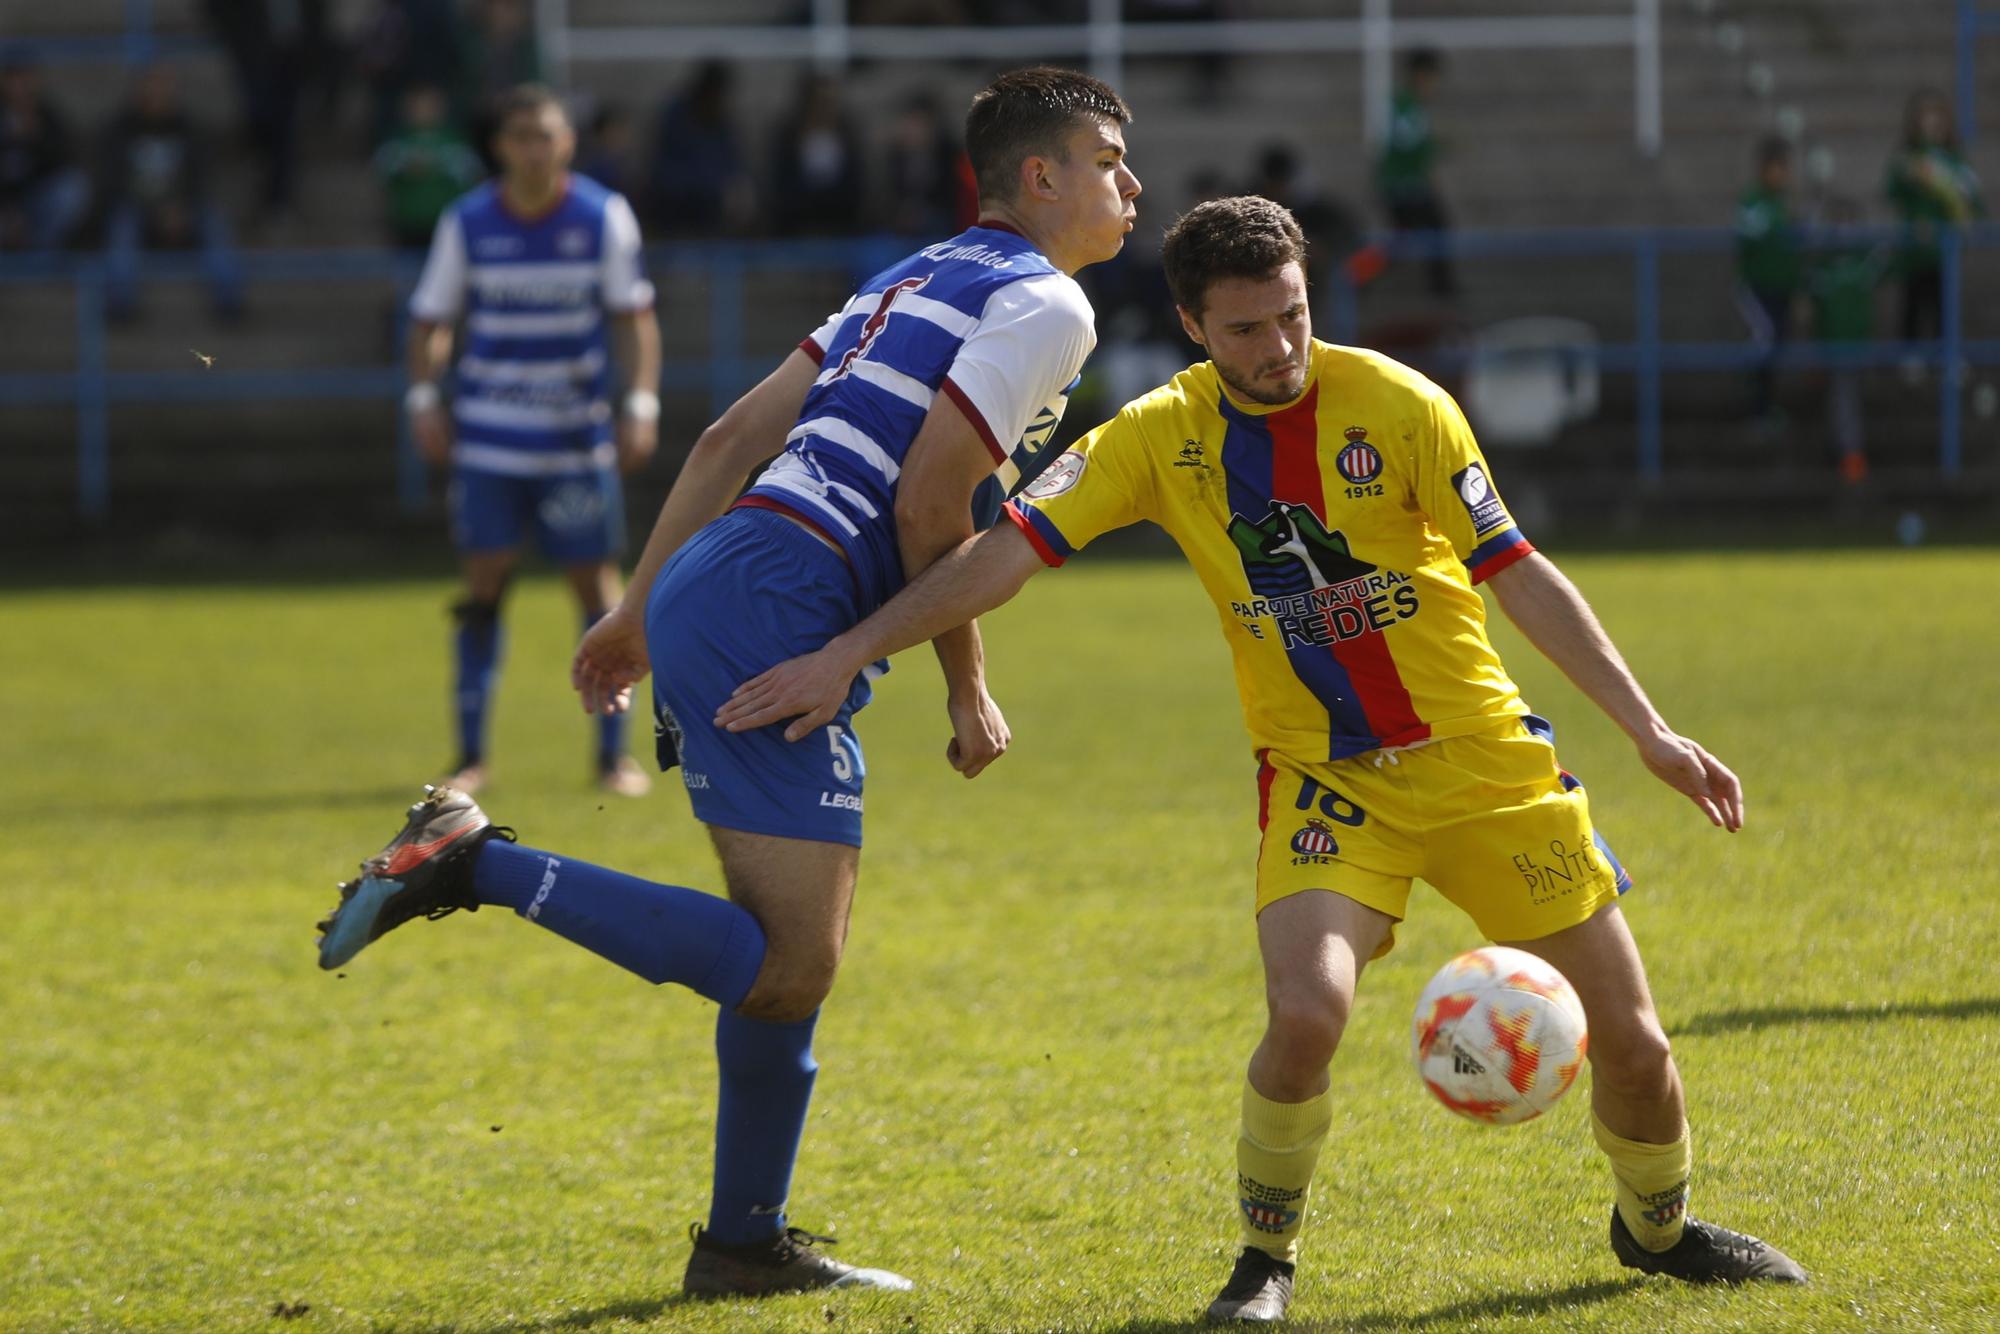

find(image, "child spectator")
[647,62,751,236]
[1735,135,1801,429]
[374,83,484,248]
[1808,197,1887,484]
[577,102,638,198]
[0,49,89,252]
[1883,90,1983,354]
[1377,47,1455,297]
[98,64,244,321]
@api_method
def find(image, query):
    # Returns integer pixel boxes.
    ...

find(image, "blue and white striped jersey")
[741,224,1096,612]
[410,174,655,477]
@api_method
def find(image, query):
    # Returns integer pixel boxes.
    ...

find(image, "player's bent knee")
[1264,989,1350,1068]
[1589,1017,1676,1096]
[737,957,838,1024]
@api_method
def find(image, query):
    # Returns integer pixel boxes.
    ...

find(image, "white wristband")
[404,382,442,413]
[622,389,661,422]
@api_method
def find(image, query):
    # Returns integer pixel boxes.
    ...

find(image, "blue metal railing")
[2,226,1995,523]
[1322,224,2000,483]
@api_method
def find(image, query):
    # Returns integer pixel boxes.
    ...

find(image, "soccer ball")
[1411,945,1588,1125]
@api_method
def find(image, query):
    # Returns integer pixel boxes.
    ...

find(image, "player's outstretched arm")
[571,349,817,716]
[718,520,1046,743]
[1484,551,1744,832]
[895,392,1019,777]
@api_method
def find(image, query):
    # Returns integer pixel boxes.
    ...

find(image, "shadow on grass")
[1672,997,2000,1037]
[20,781,422,824]
[1110,1277,1643,1333]
[385,1294,689,1334]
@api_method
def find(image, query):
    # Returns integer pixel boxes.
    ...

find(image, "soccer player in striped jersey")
[717,197,1805,1321]
[318,68,1140,1297]
[405,84,662,798]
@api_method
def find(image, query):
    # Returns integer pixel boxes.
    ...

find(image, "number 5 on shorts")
[827,725,854,782]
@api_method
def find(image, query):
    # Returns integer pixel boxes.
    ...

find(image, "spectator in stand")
[98,64,244,322]
[770,72,863,236]
[0,49,89,252]
[1246,141,1360,306]
[880,91,959,236]
[354,0,465,148]
[1376,47,1456,297]
[1883,90,1984,357]
[577,102,639,198]
[1734,135,1801,430]
[1808,196,1887,485]
[202,0,331,218]
[460,0,543,151]
[375,83,484,249]
[647,61,752,237]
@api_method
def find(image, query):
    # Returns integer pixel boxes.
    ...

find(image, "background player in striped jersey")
[716,196,1805,1322]
[319,68,1141,1298]
[405,84,661,798]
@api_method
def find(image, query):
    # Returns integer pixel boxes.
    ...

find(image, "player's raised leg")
[1504,903,1806,1284]
[562,557,650,796]
[1208,887,1395,1324]
[448,545,520,793]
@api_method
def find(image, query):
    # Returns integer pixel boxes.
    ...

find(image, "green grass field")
[3,549,1997,1332]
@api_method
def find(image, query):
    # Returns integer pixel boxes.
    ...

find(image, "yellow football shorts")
[1253,714,1631,953]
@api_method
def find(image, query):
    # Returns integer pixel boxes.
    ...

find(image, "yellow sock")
[1235,1081,1333,1264]
[1592,1110,1691,1252]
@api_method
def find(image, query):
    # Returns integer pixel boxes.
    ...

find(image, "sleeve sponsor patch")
[1451,462,1509,535]
[1022,449,1086,500]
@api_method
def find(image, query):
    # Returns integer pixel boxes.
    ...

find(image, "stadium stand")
[2,0,1995,546]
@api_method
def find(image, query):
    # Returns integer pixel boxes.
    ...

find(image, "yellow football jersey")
[1004,340,1535,761]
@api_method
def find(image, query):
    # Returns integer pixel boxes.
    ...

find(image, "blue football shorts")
[450,464,625,564]
[646,506,875,847]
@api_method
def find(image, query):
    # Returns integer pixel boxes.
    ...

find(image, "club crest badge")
[1290,819,1340,857]
[1335,426,1383,484]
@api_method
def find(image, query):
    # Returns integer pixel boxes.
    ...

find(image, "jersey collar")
[498,173,572,224]
[1213,345,1322,417]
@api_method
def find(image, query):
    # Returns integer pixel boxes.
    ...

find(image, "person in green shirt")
[1808,196,1886,483]
[1884,90,1983,347]
[1376,47,1456,297]
[374,84,485,249]
[1735,136,1800,426]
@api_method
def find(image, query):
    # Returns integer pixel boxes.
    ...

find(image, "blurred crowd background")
[3,1,1996,554]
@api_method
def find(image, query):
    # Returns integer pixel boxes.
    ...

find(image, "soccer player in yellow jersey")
[717,197,1806,1322]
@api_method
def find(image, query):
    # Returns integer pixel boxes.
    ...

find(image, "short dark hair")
[495,83,567,129]
[1162,195,1308,317]
[964,65,1130,205]
[1756,134,1791,168]
[1406,47,1443,78]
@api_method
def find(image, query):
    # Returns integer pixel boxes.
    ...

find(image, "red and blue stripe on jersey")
[1465,525,1532,583]
[1219,385,1430,761]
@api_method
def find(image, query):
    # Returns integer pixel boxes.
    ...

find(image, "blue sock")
[470,839,765,1007]
[708,1007,819,1245]
[583,609,627,770]
[454,600,504,767]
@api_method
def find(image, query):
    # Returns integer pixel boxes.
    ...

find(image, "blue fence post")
[1634,233,1663,483]
[1959,0,1979,152]
[394,301,425,512]
[708,247,745,421]
[75,261,110,523]
[1940,227,1964,478]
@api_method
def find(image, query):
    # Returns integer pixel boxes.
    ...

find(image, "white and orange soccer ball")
[1411,945,1589,1125]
